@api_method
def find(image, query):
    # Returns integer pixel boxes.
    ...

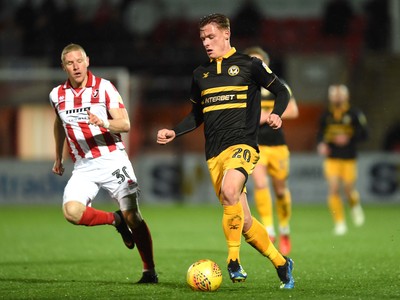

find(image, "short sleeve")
[105,81,125,109]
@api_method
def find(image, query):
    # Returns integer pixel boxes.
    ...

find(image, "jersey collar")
[63,70,95,89]
[330,102,350,120]
[210,47,236,62]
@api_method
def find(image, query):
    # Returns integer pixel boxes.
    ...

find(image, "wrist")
[102,119,110,129]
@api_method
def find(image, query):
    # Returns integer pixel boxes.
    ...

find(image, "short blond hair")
[61,43,87,64]
[243,46,270,65]
[328,84,349,97]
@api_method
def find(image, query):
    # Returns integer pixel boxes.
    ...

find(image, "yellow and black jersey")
[317,103,368,159]
[173,47,290,160]
[258,81,292,146]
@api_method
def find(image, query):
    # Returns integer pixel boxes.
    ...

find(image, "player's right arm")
[52,115,66,176]
[316,111,330,157]
[156,100,203,145]
[251,58,290,129]
[157,77,203,145]
[281,93,299,119]
[259,94,298,125]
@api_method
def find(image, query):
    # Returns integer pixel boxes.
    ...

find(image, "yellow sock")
[348,190,360,207]
[254,187,274,229]
[243,217,286,268]
[222,202,244,263]
[276,189,292,230]
[328,194,345,223]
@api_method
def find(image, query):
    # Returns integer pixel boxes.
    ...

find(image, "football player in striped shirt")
[50,43,157,283]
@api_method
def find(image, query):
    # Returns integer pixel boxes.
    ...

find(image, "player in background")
[50,43,157,283]
[244,47,298,255]
[157,14,295,289]
[317,84,368,235]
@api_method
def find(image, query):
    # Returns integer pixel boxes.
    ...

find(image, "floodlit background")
[0,0,399,204]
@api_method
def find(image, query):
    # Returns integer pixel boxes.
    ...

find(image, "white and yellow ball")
[186,259,222,292]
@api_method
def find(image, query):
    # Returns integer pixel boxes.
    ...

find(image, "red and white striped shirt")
[49,71,125,162]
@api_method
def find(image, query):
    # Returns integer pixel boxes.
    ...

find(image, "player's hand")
[157,129,176,145]
[87,109,105,127]
[317,142,330,157]
[266,113,282,129]
[333,134,350,146]
[52,159,65,176]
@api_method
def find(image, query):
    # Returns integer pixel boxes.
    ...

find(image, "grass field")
[0,203,399,299]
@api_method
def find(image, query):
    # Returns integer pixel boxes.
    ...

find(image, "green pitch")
[0,203,399,299]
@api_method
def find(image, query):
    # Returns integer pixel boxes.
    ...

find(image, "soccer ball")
[186,259,222,291]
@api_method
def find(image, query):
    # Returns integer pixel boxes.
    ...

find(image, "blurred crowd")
[0,0,392,75]
[0,0,397,157]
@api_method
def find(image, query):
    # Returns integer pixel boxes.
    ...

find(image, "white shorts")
[63,150,139,211]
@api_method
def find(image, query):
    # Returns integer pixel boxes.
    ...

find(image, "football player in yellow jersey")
[157,14,295,289]
[244,47,298,255]
[317,84,368,235]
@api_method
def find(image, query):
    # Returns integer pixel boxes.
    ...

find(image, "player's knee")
[254,180,267,190]
[123,209,143,229]
[328,182,340,195]
[220,187,239,205]
[63,201,85,225]
[329,187,340,195]
[275,187,286,199]
[343,183,354,194]
[276,192,285,199]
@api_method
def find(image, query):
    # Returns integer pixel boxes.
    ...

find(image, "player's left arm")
[281,84,298,119]
[87,108,130,133]
[316,111,330,156]
[87,81,130,133]
[251,58,290,129]
[352,109,368,142]
[281,98,299,119]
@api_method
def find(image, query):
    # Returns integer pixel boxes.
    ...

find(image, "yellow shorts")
[324,158,357,184]
[257,145,290,180]
[207,144,260,198]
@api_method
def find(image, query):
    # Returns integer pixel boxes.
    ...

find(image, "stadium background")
[0,0,399,205]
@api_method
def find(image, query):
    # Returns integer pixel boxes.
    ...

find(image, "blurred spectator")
[322,0,354,37]
[364,0,390,52]
[14,0,37,55]
[0,15,22,57]
[383,122,400,152]
[0,108,17,156]
[32,0,58,56]
[232,0,263,39]
[54,0,79,48]
[122,0,162,38]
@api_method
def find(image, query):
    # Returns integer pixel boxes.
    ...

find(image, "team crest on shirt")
[203,72,209,78]
[343,114,351,124]
[92,89,99,98]
[228,65,240,76]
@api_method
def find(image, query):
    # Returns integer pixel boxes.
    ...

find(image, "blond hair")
[243,46,270,65]
[61,43,87,64]
[328,84,349,97]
